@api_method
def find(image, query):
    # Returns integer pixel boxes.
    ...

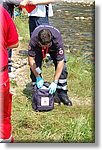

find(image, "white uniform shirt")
[28,4,53,17]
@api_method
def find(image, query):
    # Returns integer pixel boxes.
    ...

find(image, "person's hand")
[49,82,57,94]
[28,0,37,5]
[20,0,29,6]
[36,76,44,88]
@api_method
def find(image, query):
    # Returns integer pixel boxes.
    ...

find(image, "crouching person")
[0,4,19,142]
[28,24,72,106]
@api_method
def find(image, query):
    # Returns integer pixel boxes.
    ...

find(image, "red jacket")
[0,5,18,84]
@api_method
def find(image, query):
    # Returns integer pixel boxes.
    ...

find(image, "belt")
[0,65,8,73]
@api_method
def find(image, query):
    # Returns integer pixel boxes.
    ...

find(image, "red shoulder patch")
[59,48,64,55]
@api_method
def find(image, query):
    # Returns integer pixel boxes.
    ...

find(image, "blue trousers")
[29,16,49,37]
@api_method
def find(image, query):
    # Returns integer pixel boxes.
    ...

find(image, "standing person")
[28,3,53,37]
[0,4,19,142]
[28,25,72,106]
[20,0,54,86]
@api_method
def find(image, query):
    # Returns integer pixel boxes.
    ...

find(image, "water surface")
[49,2,95,63]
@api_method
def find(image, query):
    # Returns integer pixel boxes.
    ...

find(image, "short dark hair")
[38,29,52,45]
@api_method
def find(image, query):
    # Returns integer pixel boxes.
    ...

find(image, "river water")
[49,2,95,63]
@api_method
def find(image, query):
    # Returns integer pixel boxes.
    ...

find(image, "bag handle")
[43,82,50,88]
[33,82,50,91]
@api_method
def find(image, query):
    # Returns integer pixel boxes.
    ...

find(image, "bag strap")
[33,82,50,91]
[43,82,50,88]
[42,47,48,58]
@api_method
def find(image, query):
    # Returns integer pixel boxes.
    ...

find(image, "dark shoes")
[54,92,61,105]
[54,91,72,106]
[59,96,72,106]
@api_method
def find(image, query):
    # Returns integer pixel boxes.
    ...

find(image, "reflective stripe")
[0,135,12,143]
[57,85,67,90]
[58,79,67,84]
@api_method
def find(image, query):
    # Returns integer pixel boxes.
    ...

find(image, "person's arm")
[48,59,64,94]
[20,0,64,6]
[54,59,64,81]
[29,0,61,5]
[28,56,40,77]
[7,42,19,49]
[6,10,19,48]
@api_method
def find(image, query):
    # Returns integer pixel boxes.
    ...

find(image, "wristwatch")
[35,67,42,74]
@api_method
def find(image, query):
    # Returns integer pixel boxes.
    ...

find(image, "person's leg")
[29,16,49,38]
[29,16,37,84]
[8,49,15,78]
[0,80,13,143]
[49,52,72,106]
[56,63,72,106]
[8,49,12,73]
[29,16,37,38]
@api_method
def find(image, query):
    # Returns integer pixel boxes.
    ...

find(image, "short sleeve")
[28,42,36,57]
[56,47,64,61]
[28,33,38,57]
[7,20,18,47]
[55,33,65,61]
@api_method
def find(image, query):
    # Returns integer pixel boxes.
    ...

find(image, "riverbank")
[10,3,95,142]
[62,0,94,4]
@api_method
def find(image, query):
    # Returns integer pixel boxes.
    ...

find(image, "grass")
[10,13,95,143]
[67,55,95,98]
[14,14,30,49]
[12,88,94,143]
